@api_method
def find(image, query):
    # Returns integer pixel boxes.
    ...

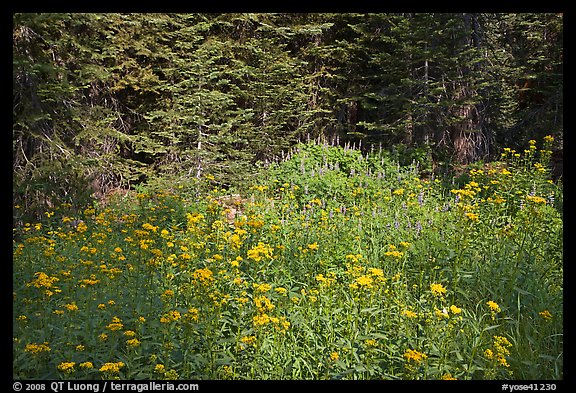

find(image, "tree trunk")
[448,13,491,164]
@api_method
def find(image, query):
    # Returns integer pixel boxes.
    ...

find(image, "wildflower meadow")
[13,136,562,380]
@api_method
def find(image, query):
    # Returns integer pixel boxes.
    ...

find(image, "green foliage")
[13,13,563,219]
[13,140,562,380]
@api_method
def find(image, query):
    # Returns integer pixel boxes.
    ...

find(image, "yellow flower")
[192,267,214,286]
[161,289,174,300]
[247,242,273,262]
[160,310,181,323]
[539,310,553,320]
[27,272,59,289]
[430,283,447,297]
[435,308,449,319]
[126,338,141,347]
[99,362,125,374]
[142,223,158,232]
[252,313,271,327]
[367,267,384,279]
[330,352,339,361]
[79,362,93,370]
[403,349,428,364]
[254,296,275,313]
[354,275,373,288]
[441,373,457,380]
[365,339,377,348]
[254,283,272,293]
[184,308,199,322]
[307,242,319,251]
[402,309,418,319]
[486,300,501,313]
[240,335,257,348]
[24,342,51,354]
[106,316,124,331]
[57,362,76,373]
[497,356,510,368]
[384,250,404,259]
[465,212,479,221]
[493,336,512,356]
[449,305,462,314]
[526,195,547,204]
[76,221,87,233]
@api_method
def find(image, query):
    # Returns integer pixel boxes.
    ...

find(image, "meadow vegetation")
[13,136,562,380]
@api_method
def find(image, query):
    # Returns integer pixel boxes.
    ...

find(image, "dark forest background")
[13,13,563,222]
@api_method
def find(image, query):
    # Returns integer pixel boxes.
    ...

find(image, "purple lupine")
[415,221,422,236]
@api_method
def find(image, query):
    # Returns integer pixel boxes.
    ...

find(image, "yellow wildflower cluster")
[441,373,457,380]
[186,212,205,233]
[24,342,51,354]
[99,361,125,374]
[160,310,181,324]
[403,348,428,365]
[430,283,447,297]
[349,274,373,290]
[484,335,513,368]
[487,300,501,320]
[253,283,272,293]
[192,267,214,286]
[239,335,257,351]
[384,250,404,259]
[526,195,547,205]
[315,273,336,288]
[247,242,273,262]
[106,316,124,331]
[254,295,275,313]
[183,307,199,323]
[27,272,60,297]
[57,362,76,374]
